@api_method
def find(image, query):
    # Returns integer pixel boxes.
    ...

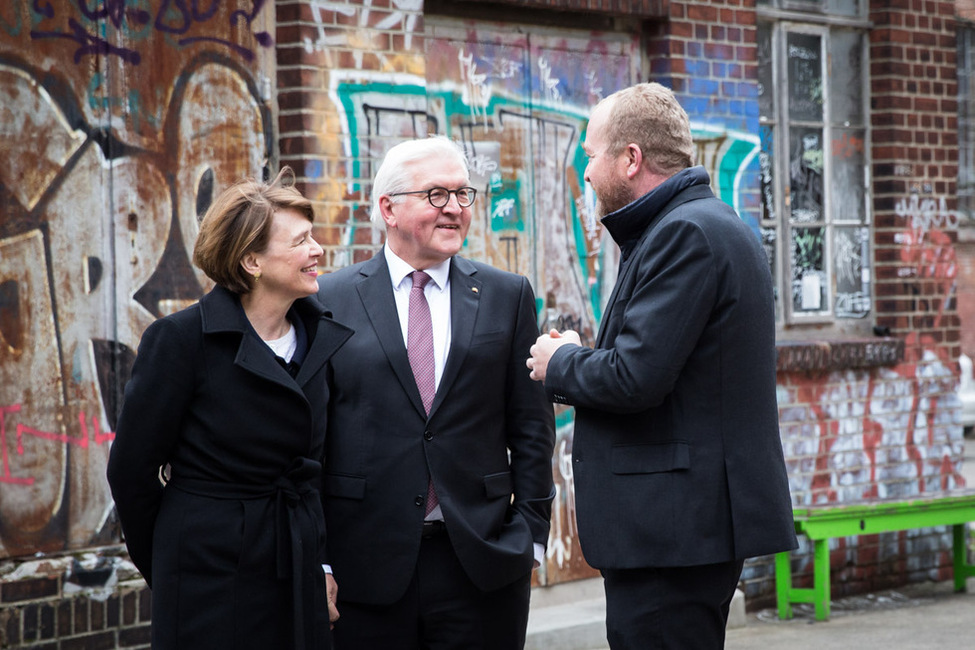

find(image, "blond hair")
[602,82,695,176]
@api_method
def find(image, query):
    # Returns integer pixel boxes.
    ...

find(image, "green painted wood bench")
[774,490,975,621]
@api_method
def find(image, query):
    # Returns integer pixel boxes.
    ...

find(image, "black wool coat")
[545,167,798,570]
[107,285,352,650]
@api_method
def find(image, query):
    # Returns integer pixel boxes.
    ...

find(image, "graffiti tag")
[29,0,273,64]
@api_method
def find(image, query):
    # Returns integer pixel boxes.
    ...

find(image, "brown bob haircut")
[193,167,314,294]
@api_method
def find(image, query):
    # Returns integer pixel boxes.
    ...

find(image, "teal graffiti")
[333,79,760,330]
[490,181,522,232]
[86,72,160,131]
[1,1,24,37]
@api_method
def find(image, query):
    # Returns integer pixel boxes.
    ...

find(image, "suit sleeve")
[545,219,717,413]
[106,316,195,585]
[506,277,557,546]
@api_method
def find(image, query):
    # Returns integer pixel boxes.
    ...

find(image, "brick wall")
[265,0,968,611]
[275,0,427,268]
[649,0,763,224]
[2,3,955,639]
[871,0,961,354]
[0,555,150,649]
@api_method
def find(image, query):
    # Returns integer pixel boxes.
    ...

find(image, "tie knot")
[411,270,432,290]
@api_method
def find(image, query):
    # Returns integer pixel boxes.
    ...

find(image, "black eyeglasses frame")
[388,186,478,208]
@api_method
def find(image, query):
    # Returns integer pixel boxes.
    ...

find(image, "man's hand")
[527,329,582,382]
[326,573,340,627]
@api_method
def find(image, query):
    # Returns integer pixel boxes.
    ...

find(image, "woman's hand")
[326,573,340,627]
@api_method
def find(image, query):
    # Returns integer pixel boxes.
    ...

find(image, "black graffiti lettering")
[77,0,151,29]
[32,0,55,19]
[29,0,272,64]
[32,17,141,64]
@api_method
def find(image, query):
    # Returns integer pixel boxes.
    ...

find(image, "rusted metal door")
[0,2,274,557]
[425,20,640,585]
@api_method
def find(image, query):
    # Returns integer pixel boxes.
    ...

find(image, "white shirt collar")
[383,246,451,292]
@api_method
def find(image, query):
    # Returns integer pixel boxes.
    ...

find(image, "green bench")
[774,490,975,621]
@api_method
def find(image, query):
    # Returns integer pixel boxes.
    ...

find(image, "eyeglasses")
[388,186,477,208]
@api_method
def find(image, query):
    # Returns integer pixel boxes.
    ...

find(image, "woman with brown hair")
[107,168,350,649]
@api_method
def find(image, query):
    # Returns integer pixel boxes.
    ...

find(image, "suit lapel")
[355,255,429,418]
[431,257,480,417]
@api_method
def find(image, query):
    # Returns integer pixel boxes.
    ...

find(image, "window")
[757,3,871,327]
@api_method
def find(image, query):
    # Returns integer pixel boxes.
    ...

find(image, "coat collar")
[601,165,711,261]
[594,167,714,349]
[199,285,352,391]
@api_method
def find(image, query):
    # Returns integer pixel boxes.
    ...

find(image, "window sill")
[775,338,904,373]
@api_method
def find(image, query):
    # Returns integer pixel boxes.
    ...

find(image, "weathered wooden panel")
[0,1,274,557]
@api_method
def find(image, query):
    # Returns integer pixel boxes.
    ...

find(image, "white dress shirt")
[383,246,452,389]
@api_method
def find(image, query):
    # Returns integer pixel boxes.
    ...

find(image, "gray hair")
[370,136,471,225]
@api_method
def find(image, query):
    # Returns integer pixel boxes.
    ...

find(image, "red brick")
[61,631,117,650]
[90,598,105,631]
[121,592,137,626]
[138,588,151,623]
[74,597,89,633]
[39,603,55,639]
[119,624,152,647]
[23,604,38,641]
[1,577,59,603]
[57,600,72,636]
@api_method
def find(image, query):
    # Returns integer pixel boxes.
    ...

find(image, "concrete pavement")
[725,579,975,650]
[525,431,975,649]
[528,578,975,649]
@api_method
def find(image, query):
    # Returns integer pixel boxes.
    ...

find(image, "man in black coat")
[528,82,797,649]
[317,136,556,649]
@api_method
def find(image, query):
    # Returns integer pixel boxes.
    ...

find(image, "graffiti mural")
[764,187,964,591]
[320,18,775,584]
[0,1,272,557]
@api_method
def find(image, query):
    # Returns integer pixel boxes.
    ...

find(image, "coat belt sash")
[169,458,323,649]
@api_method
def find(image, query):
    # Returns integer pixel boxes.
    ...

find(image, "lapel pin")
[471,286,479,294]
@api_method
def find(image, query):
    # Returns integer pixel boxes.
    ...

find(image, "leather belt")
[421,520,447,538]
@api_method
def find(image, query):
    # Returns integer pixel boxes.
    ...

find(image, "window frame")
[758,5,873,333]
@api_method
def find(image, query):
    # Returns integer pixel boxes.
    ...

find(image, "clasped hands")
[527,329,582,382]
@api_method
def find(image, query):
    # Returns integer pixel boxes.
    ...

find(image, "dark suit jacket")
[106,286,352,649]
[317,252,555,604]
[545,168,797,570]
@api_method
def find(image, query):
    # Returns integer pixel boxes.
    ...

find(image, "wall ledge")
[776,338,905,373]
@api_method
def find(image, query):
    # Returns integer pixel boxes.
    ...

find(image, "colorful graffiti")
[322,22,775,584]
[24,0,274,65]
[2,3,962,605]
[0,1,272,557]
[762,187,964,590]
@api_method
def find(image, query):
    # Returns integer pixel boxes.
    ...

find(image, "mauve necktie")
[407,271,438,515]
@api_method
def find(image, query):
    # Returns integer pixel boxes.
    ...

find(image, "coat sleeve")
[506,277,557,546]
[545,218,717,413]
[106,316,196,585]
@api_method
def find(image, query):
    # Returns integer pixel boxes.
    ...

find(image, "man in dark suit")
[527,83,797,649]
[317,136,556,649]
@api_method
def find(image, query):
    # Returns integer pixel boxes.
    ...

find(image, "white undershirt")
[265,323,297,362]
